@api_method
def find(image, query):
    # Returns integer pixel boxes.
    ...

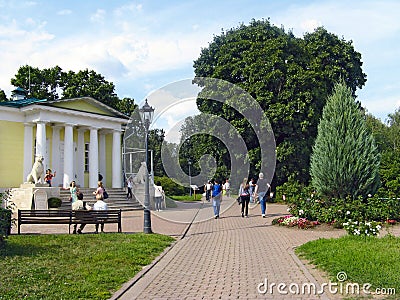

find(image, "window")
[84,143,89,172]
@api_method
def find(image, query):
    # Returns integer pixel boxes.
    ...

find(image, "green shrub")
[275,179,313,204]
[287,189,400,231]
[154,176,186,196]
[0,191,13,246]
[47,197,62,208]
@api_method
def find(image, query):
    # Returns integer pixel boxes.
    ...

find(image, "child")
[44,169,56,187]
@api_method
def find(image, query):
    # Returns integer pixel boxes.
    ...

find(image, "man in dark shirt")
[254,173,271,218]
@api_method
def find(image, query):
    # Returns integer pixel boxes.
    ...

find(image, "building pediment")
[45,97,128,119]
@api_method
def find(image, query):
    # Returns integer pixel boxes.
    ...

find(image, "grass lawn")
[296,234,399,298]
[169,194,202,201]
[0,233,175,300]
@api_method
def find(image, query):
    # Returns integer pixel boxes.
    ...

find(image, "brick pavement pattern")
[114,202,350,300]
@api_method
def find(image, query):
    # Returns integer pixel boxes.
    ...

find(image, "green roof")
[0,98,47,108]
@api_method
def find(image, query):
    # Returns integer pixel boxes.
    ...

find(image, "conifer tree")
[310,82,380,199]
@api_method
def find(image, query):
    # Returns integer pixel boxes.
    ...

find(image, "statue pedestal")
[9,185,61,215]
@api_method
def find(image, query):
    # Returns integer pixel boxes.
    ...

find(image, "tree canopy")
[193,19,367,186]
[9,65,136,116]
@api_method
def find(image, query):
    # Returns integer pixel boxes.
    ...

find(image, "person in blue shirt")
[212,179,222,219]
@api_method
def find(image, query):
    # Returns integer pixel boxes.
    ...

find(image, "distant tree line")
[0,65,136,117]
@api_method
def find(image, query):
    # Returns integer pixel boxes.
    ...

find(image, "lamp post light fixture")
[139,99,154,234]
[188,159,192,196]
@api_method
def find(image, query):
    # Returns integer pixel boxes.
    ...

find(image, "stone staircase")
[59,187,143,211]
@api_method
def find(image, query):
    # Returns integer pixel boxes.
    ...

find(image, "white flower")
[299,209,304,215]
[346,211,351,215]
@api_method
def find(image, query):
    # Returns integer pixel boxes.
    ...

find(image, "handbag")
[236,196,242,205]
[103,190,109,199]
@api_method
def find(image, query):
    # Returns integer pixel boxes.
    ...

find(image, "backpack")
[103,188,109,199]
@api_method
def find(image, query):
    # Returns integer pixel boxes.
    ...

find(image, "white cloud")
[299,19,321,32]
[90,9,106,23]
[57,9,72,16]
[275,1,400,42]
[114,2,143,16]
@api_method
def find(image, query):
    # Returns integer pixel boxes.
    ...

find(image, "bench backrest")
[72,210,121,223]
[19,209,72,220]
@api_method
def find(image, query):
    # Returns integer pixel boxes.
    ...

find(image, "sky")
[1,0,400,137]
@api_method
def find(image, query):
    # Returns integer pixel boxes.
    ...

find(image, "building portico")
[0,96,129,189]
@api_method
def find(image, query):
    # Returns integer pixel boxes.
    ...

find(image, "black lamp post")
[188,160,192,196]
[139,99,154,234]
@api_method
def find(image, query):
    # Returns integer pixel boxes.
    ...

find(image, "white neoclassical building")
[0,88,129,189]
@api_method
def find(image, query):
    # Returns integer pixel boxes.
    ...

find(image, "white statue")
[133,162,147,184]
[26,155,45,184]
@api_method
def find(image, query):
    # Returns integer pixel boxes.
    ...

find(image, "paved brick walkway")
[112,201,349,300]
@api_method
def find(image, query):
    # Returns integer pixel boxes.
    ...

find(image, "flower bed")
[272,215,320,229]
[342,219,382,236]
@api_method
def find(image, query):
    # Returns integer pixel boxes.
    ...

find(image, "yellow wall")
[105,134,112,187]
[0,120,117,189]
[51,99,113,116]
[0,120,26,188]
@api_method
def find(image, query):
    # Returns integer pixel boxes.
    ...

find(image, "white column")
[77,128,86,187]
[63,124,74,188]
[112,130,122,188]
[89,127,99,188]
[99,132,106,184]
[23,123,34,181]
[51,126,61,187]
[36,121,47,161]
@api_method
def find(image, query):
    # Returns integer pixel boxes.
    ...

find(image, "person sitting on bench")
[93,193,108,233]
[72,192,89,234]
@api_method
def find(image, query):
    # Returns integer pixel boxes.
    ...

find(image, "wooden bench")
[18,209,122,234]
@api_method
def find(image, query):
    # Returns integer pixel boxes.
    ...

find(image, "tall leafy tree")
[372,109,400,195]
[193,19,366,186]
[148,128,167,177]
[10,65,61,100]
[10,65,136,116]
[60,69,119,109]
[310,82,380,199]
[0,89,7,102]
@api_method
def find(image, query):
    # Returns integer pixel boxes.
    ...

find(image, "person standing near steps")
[254,173,271,218]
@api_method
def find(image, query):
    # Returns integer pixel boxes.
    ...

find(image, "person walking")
[204,180,212,202]
[239,178,251,217]
[254,173,271,218]
[93,193,108,233]
[212,179,222,219]
[126,177,133,199]
[249,178,256,203]
[223,179,231,198]
[154,181,164,211]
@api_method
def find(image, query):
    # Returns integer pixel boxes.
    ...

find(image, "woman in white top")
[154,181,164,211]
